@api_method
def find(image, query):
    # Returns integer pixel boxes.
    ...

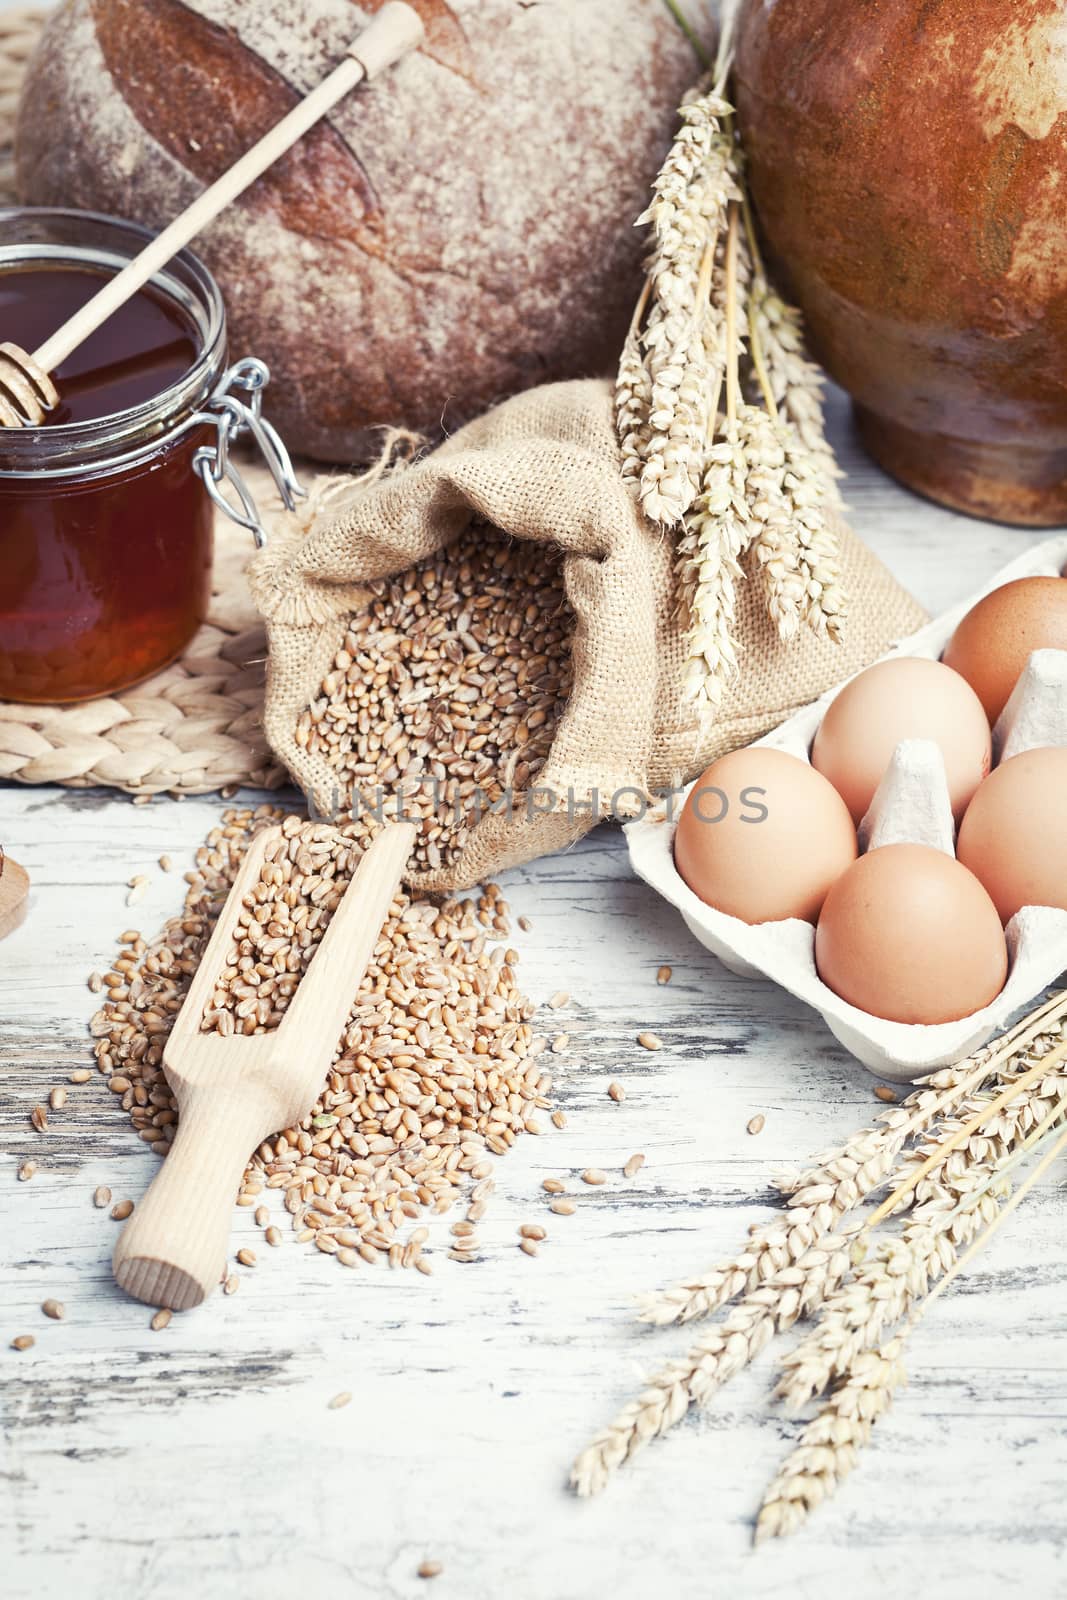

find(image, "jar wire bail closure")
[191,357,305,548]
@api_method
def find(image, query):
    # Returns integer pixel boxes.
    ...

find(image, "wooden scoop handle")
[112,822,416,1311]
[32,2,424,376]
[112,1076,286,1312]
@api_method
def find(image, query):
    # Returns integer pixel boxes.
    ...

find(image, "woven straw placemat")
[0,6,295,796]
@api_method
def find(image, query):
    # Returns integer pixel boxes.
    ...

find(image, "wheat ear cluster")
[758,1110,1067,1542]
[617,27,846,709]
[569,992,1067,1539]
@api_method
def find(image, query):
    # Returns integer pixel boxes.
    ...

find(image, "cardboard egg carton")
[626,532,1067,1082]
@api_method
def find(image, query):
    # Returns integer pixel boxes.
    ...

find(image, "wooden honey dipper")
[112,822,417,1311]
[0,1,424,427]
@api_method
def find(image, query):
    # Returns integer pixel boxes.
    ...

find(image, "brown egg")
[815,844,1008,1024]
[673,747,857,924]
[942,576,1067,723]
[957,746,1067,924]
[810,657,991,824]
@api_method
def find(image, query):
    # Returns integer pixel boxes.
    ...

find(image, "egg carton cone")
[995,647,1067,762]
[627,532,1067,1083]
[858,738,955,855]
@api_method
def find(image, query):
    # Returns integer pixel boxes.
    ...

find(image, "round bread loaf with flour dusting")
[16,0,705,461]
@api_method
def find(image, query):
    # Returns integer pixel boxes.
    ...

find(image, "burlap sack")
[248,379,926,891]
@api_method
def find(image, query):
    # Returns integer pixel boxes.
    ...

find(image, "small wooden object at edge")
[0,848,29,939]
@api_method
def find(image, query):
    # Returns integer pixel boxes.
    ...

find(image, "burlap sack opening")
[248,379,926,891]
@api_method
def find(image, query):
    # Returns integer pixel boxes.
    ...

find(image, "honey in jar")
[0,209,229,704]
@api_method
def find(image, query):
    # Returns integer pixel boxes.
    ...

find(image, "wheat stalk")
[635,1135,896,1330]
[571,995,1067,1512]
[617,7,849,699]
[756,1120,1067,1542]
[638,998,1067,1330]
[571,1233,854,1498]
[755,1340,906,1544]
[617,281,653,491]
[775,1181,1004,1411]
[747,275,839,496]
[636,88,739,528]
[776,1044,1067,1408]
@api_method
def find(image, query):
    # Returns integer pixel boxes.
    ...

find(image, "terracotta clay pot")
[735,0,1067,526]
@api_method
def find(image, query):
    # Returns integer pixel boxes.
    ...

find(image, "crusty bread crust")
[17,0,704,462]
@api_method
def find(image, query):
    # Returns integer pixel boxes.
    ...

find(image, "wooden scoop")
[0,846,30,940]
[113,821,416,1311]
[0,1,425,426]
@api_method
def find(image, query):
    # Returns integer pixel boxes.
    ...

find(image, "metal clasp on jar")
[190,357,304,547]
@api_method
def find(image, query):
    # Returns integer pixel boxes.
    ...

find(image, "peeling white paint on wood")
[2,387,1066,1599]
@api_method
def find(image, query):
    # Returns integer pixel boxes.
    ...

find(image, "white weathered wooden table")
[3,383,1064,1600]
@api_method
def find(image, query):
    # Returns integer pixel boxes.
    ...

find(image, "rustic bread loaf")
[16,0,707,462]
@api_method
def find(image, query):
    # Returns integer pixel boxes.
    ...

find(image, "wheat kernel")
[637,1032,662,1051]
[747,1114,766,1136]
[17,1160,36,1181]
[549,1199,576,1216]
[41,1299,64,1320]
[11,1334,34,1351]
[151,1309,172,1332]
[607,1081,625,1102]
[90,807,548,1286]
[623,1153,645,1178]
[581,1168,607,1186]
[656,965,672,985]
[110,1199,134,1220]
[93,1185,112,1208]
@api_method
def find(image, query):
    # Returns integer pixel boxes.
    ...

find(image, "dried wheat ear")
[618,16,845,712]
[570,989,1067,1540]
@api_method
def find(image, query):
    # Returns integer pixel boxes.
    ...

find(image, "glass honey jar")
[0,208,300,704]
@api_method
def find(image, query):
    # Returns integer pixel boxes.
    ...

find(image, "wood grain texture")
[1,388,1065,1598]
